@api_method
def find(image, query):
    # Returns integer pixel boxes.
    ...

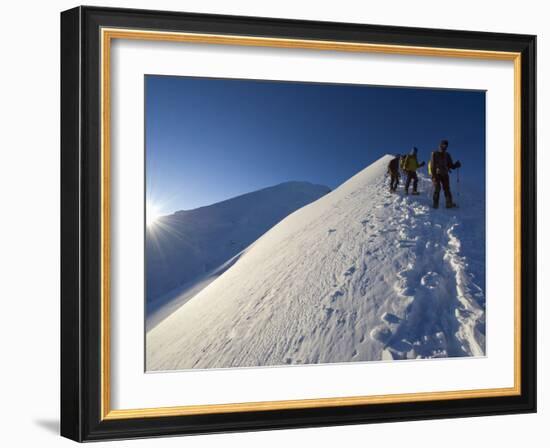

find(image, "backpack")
[400,156,407,170]
[431,151,452,176]
[402,154,418,171]
[389,157,399,172]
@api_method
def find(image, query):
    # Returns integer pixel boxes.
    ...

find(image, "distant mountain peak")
[146,180,331,307]
[172,180,330,215]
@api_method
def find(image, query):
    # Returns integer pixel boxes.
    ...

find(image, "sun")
[146,202,162,227]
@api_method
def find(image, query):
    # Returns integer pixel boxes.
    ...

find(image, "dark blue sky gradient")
[146,75,485,213]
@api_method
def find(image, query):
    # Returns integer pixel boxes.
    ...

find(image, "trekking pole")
[456,167,460,198]
[430,178,434,202]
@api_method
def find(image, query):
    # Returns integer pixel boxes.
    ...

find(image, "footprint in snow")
[394,269,416,296]
[370,325,393,343]
[330,290,344,302]
[343,266,356,277]
[420,272,441,289]
[381,312,401,324]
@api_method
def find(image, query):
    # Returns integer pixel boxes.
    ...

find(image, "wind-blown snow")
[146,155,486,370]
[146,181,330,324]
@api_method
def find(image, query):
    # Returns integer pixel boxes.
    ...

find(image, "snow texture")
[146,181,330,326]
[146,155,486,371]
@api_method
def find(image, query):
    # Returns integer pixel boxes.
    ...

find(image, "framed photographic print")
[60,6,536,442]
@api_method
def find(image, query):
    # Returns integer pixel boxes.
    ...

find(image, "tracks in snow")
[368,177,485,360]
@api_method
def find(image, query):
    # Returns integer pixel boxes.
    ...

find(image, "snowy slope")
[146,181,330,321]
[146,155,486,371]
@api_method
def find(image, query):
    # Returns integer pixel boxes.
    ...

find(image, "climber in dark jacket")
[387,154,401,192]
[430,139,461,208]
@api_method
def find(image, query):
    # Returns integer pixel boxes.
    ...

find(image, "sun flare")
[146,202,162,227]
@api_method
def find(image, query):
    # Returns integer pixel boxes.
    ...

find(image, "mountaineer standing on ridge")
[429,139,462,209]
[387,154,401,193]
[401,147,425,195]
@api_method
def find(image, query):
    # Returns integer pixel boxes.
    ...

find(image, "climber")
[430,139,462,209]
[401,147,425,195]
[387,154,401,193]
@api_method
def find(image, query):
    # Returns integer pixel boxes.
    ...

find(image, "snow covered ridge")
[146,155,486,371]
[146,181,331,317]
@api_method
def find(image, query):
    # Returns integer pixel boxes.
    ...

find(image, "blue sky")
[145,75,485,214]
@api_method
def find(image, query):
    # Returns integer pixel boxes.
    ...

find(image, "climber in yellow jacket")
[400,147,425,195]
